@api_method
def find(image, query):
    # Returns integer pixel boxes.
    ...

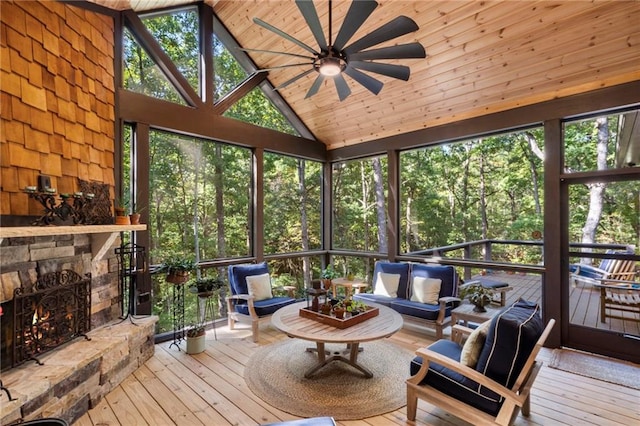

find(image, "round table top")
[271,301,403,344]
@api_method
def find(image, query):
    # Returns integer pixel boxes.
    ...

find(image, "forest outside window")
[399,128,545,265]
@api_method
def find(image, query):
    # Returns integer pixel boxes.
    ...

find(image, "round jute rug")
[244,338,414,420]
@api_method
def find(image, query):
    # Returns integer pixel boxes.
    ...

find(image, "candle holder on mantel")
[24,187,95,226]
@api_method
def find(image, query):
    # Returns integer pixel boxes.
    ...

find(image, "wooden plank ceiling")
[87,0,640,150]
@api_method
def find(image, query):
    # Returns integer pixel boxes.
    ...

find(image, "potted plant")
[333,300,347,319]
[114,198,130,225]
[459,282,494,312]
[161,254,196,285]
[189,276,225,298]
[185,324,206,354]
[346,299,368,316]
[321,265,338,290]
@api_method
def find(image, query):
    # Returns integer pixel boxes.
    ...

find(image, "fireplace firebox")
[2,270,91,371]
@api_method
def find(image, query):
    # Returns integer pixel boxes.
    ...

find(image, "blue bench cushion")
[228,262,269,295]
[410,340,502,416]
[352,293,394,307]
[390,298,450,321]
[410,264,458,299]
[476,299,544,389]
[373,261,411,299]
[473,277,509,289]
[234,296,296,317]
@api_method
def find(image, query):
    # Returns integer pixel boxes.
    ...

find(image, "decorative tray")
[299,306,379,329]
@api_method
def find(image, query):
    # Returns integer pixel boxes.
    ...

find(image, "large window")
[332,156,388,254]
[399,128,545,265]
[148,130,251,263]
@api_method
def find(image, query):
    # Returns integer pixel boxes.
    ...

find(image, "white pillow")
[246,273,273,301]
[373,272,401,297]
[410,276,441,304]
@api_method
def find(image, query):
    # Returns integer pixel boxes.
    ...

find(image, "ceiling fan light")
[319,58,342,76]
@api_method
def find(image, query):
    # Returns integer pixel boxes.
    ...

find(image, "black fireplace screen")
[10,270,91,369]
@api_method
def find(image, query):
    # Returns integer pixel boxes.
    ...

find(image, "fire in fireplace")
[1,270,91,371]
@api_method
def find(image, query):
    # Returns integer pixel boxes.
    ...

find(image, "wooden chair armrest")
[227,294,255,302]
[410,347,524,404]
[451,324,474,344]
[439,296,461,305]
[226,294,258,317]
[594,280,640,290]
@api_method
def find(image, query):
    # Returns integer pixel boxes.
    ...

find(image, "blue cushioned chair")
[227,262,297,342]
[407,300,555,426]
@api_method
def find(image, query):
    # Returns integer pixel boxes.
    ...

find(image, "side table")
[451,303,500,341]
[331,277,368,299]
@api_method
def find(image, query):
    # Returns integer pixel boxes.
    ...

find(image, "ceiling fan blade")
[295,0,327,50]
[348,43,426,61]
[350,61,411,81]
[305,74,326,99]
[275,68,316,90]
[254,17,318,55]
[344,66,383,95]
[334,74,352,101]
[344,16,419,55]
[333,0,378,51]
[238,48,315,60]
[257,62,314,71]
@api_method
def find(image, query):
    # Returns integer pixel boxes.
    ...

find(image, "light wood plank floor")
[74,321,640,426]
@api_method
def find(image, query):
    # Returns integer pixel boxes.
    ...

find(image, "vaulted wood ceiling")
[87,1,640,150]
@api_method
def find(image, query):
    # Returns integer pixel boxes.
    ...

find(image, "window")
[399,128,545,265]
[332,156,387,253]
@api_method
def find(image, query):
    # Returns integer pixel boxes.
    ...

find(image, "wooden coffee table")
[271,301,403,378]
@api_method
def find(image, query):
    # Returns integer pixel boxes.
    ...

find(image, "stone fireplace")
[0,226,156,425]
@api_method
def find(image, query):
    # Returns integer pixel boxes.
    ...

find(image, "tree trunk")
[580,117,609,263]
[298,159,311,287]
[372,157,387,253]
[523,132,543,215]
[479,154,488,240]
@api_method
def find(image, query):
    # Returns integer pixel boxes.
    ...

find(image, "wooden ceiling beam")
[213,73,268,115]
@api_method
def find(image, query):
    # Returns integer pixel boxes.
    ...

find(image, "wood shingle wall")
[0,0,116,217]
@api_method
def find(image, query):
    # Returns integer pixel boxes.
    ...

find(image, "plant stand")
[169,283,185,350]
[198,293,218,341]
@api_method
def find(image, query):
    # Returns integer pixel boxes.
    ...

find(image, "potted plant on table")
[459,282,494,312]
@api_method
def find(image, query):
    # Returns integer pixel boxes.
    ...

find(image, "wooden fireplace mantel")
[0,225,146,259]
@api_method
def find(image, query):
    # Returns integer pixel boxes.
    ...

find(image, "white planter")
[186,334,206,354]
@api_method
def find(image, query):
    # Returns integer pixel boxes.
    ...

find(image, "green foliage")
[459,283,493,306]
[188,276,225,294]
[159,252,196,274]
[320,265,338,280]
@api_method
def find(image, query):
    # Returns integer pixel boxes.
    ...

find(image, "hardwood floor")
[74,321,640,426]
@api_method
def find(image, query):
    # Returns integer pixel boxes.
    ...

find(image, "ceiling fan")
[243,0,426,101]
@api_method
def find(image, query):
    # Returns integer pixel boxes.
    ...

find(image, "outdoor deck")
[68,271,640,425]
[478,271,640,335]
[73,323,639,426]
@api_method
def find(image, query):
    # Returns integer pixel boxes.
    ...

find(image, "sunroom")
[1,1,639,425]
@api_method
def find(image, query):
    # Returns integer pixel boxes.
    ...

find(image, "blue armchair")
[407,300,555,425]
[227,262,297,342]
